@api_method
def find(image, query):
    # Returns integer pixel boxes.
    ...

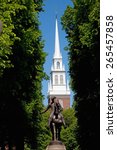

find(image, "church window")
[57,61,60,69]
[60,75,63,84]
[55,75,58,84]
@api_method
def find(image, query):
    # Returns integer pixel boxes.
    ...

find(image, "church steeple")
[53,17,62,59]
[48,16,70,109]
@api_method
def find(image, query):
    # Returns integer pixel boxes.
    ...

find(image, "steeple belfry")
[54,17,62,58]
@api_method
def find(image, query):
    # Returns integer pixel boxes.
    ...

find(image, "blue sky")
[39,0,73,106]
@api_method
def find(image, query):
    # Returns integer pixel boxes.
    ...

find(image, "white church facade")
[47,17,70,109]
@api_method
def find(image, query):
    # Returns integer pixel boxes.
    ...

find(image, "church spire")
[53,16,62,58]
[48,16,70,109]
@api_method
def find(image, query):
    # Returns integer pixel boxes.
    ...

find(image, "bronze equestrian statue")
[41,97,66,141]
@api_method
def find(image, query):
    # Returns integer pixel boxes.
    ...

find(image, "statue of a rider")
[41,97,66,141]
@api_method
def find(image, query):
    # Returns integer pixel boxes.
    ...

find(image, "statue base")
[46,140,66,150]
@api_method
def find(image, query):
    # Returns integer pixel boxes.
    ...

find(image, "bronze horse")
[41,97,66,141]
[50,110,63,141]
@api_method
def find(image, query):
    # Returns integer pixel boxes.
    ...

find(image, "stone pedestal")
[46,141,66,150]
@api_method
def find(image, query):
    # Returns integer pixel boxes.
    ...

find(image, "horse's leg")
[50,122,54,141]
[56,124,58,140]
[58,125,61,141]
[52,123,56,141]
[50,123,53,140]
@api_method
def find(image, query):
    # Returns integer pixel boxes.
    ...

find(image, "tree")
[0,0,22,76]
[61,0,100,150]
[38,110,51,150]
[0,0,46,149]
[61,108,79,150]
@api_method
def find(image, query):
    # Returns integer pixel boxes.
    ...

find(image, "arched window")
[57,61,60,69]
[55,75,58,84]
[60,75,63,84]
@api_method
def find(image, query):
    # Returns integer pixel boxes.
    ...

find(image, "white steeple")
[53,17,62,59]
[48,16,70,109]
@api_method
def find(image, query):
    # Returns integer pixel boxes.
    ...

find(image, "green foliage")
[62,0,100,150]
[0,0,46,149]
[0,0,24,76]
[61,108,79,150]
[38,110,51,150]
